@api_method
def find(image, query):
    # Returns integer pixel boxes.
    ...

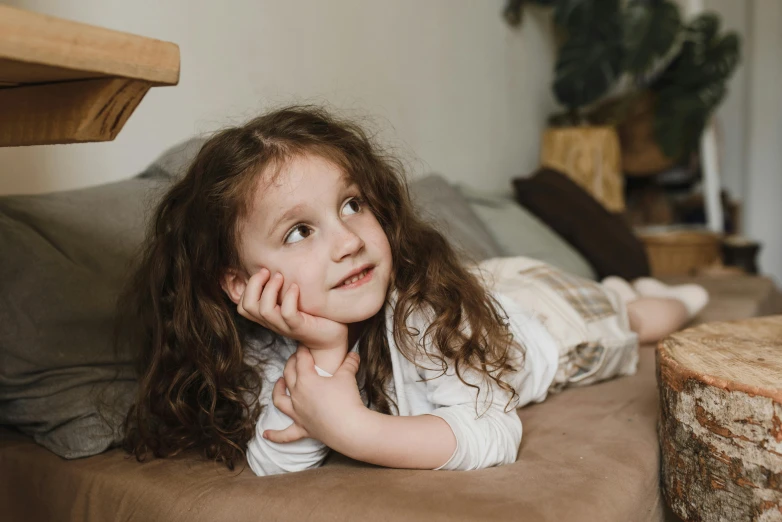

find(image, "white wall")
[0,0,558,196]
[3,0,780,281]
[701,0,749,204]
[744,0,782,284]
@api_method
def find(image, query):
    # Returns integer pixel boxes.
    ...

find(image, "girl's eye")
[342,197,363,216]
[284,224,312,244]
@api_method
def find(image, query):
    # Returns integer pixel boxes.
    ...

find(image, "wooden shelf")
[0,5,180,146]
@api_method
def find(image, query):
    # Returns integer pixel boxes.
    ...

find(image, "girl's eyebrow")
[267,204,305,237]
[265,179,354,237]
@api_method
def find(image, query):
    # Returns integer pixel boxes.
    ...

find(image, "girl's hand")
[237,268,348,352]
[264,346,365,445]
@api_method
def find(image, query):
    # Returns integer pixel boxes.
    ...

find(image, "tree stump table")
[657,316,782,521]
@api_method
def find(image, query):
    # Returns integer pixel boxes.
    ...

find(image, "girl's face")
[228,153,393,324]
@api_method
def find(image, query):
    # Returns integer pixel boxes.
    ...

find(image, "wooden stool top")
[658,316,782,521]
[659,315,782,403]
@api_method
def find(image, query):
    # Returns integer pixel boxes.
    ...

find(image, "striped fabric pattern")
[518,265,616,322]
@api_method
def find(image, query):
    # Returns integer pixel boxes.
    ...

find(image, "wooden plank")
[0,78,151,146]
[0,5,179,86]
[0,57,104,85]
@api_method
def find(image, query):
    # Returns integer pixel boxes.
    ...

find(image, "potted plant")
[504,0,740,193]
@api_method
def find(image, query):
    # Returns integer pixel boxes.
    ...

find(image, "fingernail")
[262,432,268,439]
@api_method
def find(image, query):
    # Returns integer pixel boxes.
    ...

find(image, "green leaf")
[554,29,624,109]
[654,83,726,158]
[554,0,620,31]
[686,12,721,48]
[650,11,740,159]
[623,0,681,74]
[653,19,740,97]
[701,33,740,83]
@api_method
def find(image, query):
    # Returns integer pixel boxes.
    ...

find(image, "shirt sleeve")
[423,372,522,471]
[419,308,558,471]
[245,339,332,477]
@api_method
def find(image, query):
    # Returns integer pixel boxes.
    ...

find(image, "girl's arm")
[374,305,557,472]
[264,308,557,472]
[269,345,524,472]
[263,349,458,470]
[328,410,457,470]
[317,381,522,471]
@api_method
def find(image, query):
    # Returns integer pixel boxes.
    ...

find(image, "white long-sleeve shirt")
[245,292,560,476]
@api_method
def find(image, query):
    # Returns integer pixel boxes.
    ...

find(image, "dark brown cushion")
[512,168,650,280]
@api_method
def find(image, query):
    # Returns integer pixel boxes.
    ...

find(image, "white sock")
[632,277,709,318]
[601,276,639,305]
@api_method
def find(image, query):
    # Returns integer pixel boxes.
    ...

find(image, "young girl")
[118,106,707,476]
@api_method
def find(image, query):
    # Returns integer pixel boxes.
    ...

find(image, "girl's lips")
[335,267,374,290]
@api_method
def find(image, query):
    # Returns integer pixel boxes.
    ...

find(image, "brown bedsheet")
[1,274,779,522]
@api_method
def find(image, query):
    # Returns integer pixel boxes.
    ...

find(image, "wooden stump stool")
[657,316,782,521]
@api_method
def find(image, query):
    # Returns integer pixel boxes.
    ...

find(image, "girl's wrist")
[323,403,373,457]
[305,343,349,375]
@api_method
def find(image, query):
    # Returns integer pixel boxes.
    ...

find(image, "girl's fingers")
[337,352,361,377]
[238,268,270,318]
[263,423,308,444]
[280,284,303,329]
[283,354,298,389]
[294,345,317,377]
[271,378,295,417]
[259,272,284,317]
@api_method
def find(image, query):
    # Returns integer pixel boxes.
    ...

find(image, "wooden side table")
[0,5,179,147]
[657,316,782,521]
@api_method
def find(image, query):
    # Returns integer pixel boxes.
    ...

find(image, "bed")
[2,275,780,521]
[2,153,780,521]
[3,6,781,521]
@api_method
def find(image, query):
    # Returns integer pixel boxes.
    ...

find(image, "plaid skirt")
[474,257,639,394]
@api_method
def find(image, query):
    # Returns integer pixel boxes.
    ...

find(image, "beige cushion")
[458,185,596,280]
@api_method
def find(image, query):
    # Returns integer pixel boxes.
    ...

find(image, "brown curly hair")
[115,105,524,470]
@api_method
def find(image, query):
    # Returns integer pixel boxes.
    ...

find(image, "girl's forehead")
[259,153,351,191]
[248,154,354,216]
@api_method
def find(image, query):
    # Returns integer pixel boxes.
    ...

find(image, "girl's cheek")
[282,274,310,308]
[296,290,323,316]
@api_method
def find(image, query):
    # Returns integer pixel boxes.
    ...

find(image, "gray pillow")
[138,136,207,180]
[0,176,172,458]
[409,174,504,262]
[0,136,209,459]
[457,185,597,280]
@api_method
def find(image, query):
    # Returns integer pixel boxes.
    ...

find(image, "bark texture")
[657,316,782,522]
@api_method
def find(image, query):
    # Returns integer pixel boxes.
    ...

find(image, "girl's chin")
[328,309,381,325]
[327,301,385,324]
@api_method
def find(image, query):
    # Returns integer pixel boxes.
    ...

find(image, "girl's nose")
[331,224,365,261]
